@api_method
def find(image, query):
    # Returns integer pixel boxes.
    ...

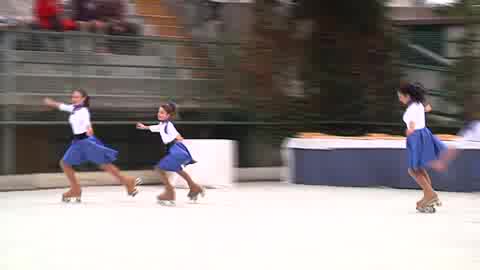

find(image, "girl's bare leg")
[100,163,140,195]
[419,169,440,206]
[177,170,204,200]
[177,170,200,189]
[409,169,436,208]
[156,169,175,201]
[419,169,432,186]
[60,160,82,200]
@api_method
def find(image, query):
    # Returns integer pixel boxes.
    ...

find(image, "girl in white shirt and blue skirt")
[432,120,480,172]
[136,102,204,205]
[398,83,445,212]
[44,89,142,202]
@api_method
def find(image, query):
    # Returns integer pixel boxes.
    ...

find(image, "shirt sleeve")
[166,122,180,138]
[407,104,423,126]
[58,103,74,113]
[404,106,416,127]
[413,105,423,125]
[149,125,162,133]
[77,108,91,128]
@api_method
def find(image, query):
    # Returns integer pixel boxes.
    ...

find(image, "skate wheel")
[62,197,81,203]
[158,200,175,207]
[417,206,435,213]
[188,190,205,202]
[129,189,138,197]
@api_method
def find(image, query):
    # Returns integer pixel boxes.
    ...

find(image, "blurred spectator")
[96,0,139,54]
[72,0,97,22]
[69,0,103,32]
[33,0,77,31]
[96,0,138,36]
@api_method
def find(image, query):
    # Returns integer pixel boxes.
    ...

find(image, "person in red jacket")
[34,0,76,31]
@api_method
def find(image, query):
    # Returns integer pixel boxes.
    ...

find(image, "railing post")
[2,31,16,175]
[173,39,178,98]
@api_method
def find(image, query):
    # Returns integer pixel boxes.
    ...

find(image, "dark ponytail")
[74,89,90,108]
[398,82,425,103]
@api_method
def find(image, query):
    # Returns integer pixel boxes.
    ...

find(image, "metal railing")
[0,29,246,174]
[0,29,245,123]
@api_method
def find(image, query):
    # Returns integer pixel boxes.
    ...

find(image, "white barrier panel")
[171,139,236,188]
[0,140,236,191]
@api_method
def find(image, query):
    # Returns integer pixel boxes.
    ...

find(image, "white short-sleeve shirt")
[59,104,91,135]
[149,121,179,144]
[402,102,426,130]
[455,121,480,147]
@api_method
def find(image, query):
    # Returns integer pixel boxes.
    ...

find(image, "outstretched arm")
[44,97,74,113]
[136,122,160,132]
[44,97,62,110]
[136,122,149,130]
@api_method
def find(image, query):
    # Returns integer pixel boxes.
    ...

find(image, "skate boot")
[126,177,143,197]
[187,184,205,202]
[157,189,176,206]
[416,196,438,214]
[62,189,82,203]
[416,204,436,213]
[416,197,425,209]
[424,195,442,207]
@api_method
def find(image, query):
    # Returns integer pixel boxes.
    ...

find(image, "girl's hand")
[44,97,57,108]
[406,129,415,137]
[136,123,148,130]
[425,104,432,113]
[86,127,94,136]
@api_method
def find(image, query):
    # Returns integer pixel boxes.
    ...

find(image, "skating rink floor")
[1,182,480,270]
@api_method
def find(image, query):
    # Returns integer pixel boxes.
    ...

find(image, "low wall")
[0,139,237,191]
[283,138,480,192]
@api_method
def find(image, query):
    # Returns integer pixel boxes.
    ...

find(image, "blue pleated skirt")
[62,136,118,166]
[406,128,446,170]
[156,142,196,172]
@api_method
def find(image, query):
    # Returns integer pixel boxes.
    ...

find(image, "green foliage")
[435,0,480,17]
[241,0,402,144]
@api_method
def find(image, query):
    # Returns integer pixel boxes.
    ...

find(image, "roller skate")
[424,195,442,208]
[187,184,205,203]
[416,196,441,214]
[157,189,176,206]
[126,177,143,197]
[62,189,82,203]
[416,204,436,213]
